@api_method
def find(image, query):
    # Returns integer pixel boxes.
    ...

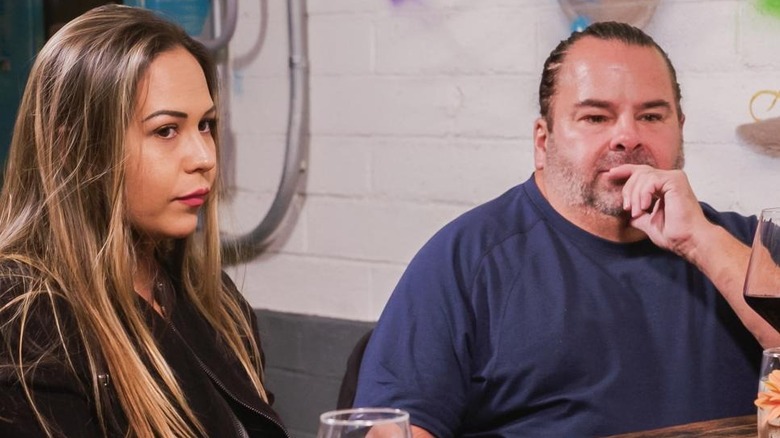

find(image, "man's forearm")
[412,425,436,438]
[687,223,780,348]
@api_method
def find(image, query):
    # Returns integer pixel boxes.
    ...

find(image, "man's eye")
[640,113,663,122]
[583,115,607,124]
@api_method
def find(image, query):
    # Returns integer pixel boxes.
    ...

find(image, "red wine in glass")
[744,208,780,331]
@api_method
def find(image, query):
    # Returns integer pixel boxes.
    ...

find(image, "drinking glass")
[745,208,780,437]
[317,408,412,438]
[758,348,780,438]
[744,207,780,331]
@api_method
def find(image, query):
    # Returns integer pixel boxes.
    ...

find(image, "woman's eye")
[198,118,216,134]
[155,125,177,139]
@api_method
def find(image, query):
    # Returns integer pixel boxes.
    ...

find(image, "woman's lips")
[176,189,209,207]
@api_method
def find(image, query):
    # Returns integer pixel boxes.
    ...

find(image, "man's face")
[534,37,684,218]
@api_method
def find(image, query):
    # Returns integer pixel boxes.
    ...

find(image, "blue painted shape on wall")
[124,0,211,37]
[0,0,44,168]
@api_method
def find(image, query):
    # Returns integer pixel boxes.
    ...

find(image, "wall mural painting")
[757,0,780,17]
[738,90,780,157]
[737,0,780,157]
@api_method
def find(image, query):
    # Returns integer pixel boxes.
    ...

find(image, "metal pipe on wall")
[220,0,309,262]
[196,0,236,53]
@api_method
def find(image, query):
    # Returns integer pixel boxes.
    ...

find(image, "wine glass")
[744,207,780,437]
[317,408,412,438]
[758,348,780,438]
[744,207,780,330]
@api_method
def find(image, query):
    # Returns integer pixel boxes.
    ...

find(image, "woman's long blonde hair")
[0,5,266,437]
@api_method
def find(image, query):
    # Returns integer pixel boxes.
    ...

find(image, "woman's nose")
[185,132,216,173]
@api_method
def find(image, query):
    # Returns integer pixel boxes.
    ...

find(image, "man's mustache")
[596,151,657,171]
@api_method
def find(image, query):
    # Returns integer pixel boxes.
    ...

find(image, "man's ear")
[533,118,550,171]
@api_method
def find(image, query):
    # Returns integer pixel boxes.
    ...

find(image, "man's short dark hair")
[538,21,682,130]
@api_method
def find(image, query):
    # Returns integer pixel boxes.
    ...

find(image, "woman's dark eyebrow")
[143,109,187,122]
[142,105,216,122]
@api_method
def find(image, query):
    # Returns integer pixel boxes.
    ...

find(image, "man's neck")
[534,172,648,243]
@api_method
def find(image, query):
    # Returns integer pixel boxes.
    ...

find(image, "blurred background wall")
[223,0,780,323]
[3,1,780,436]
[218,2,780,434]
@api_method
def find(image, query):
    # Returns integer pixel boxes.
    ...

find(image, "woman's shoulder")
[0,260,60,319]
[0,259,36,296]
[220,270,252,311]
[0,259,85,374]
[0,259,72,316]
[218,271,263,340]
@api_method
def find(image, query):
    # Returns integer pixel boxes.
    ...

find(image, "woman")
[0,5,288,437]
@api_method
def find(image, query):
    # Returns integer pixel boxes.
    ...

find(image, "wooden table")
[607,415,755,437]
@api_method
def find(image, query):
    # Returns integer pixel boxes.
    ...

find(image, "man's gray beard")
[545,138,685,217]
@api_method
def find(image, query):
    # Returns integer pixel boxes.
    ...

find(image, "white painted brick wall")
[221,0,780,321]
[310,75,538,137]
[308,16,374,75]
[374,8,538,75]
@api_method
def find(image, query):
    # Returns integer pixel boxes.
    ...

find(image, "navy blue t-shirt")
[354,175,762,437]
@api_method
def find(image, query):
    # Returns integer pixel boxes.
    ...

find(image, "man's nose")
[610,116,642,151]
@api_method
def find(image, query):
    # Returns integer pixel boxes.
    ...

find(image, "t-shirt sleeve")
[353,228,476,438]
[700,202,757,245]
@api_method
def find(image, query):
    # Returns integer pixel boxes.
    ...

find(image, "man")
[353,21,780,436]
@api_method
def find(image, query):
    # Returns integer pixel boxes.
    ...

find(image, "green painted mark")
[758,0,780,18]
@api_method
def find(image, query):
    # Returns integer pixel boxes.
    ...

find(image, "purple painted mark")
[390,0,425,8]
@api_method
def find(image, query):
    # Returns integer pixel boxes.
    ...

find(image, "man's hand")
[607,164,780,347]
[607,164,709,259]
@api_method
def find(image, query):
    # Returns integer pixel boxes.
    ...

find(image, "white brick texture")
[226,0,780,321]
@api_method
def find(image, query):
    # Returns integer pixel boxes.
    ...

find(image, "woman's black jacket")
[0,272,289,437]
